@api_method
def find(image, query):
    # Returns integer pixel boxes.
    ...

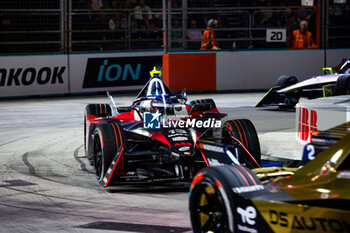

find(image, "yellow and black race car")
[189,122,350,233]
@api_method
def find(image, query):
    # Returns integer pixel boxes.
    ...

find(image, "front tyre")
[84,104,112,158]
[189,165,261,233]
[93,123,123,182]
[275,75,300,108]
[275,75,298,88]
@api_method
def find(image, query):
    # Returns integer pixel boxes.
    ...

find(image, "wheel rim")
[94,137,103,181]
[193,182,229,233]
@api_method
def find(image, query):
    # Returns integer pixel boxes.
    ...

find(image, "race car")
[255,58,350,108]
[84,67,261,187]
[189,121,350,233]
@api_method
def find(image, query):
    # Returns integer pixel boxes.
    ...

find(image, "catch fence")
[0,1,349,54]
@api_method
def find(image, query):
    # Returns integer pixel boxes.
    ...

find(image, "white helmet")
[207,19,218,27]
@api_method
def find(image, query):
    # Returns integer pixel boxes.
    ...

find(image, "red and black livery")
[84,70,261,187]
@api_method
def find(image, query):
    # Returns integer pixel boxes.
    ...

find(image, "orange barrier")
[163,53,216,91]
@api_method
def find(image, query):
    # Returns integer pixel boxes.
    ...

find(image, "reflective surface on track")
[0,93,302,233]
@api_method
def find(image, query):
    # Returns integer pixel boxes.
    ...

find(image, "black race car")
[84,68,261,187]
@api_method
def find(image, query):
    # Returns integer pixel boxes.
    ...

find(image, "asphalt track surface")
[0,92,303,233]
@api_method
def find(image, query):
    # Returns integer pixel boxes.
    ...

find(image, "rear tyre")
[85,104,112,117]
[275,75,298,88]
[222,119,261,168]
[189,165,261,233]
[335,75,350,95]
[93,123,123,182]
[189,99,217,108]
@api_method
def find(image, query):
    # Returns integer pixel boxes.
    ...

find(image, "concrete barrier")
[0,55,69,97]
[69,52,162,94]
[1,49,349,97]
[163,49,350,92]
[0,52,162,97]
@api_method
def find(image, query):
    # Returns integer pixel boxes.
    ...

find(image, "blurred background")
[0,0,349,55]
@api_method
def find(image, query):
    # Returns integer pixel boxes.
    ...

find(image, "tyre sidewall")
[190,165,261,233]
[276,75,298,88]
[190,167,236,233]
[84,104,112,157]
[335,75,350,95]
[93,124,119,181]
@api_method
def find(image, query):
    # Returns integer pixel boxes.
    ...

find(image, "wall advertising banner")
[69,52,163,93]
[0,55,69,97]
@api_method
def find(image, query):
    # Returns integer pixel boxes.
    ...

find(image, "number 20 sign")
[266,29,286,42]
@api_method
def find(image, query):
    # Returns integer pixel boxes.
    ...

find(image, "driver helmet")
[150,80,163,96]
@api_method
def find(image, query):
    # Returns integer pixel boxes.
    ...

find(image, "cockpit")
[136,77,173,99]
[132,74,188,118]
